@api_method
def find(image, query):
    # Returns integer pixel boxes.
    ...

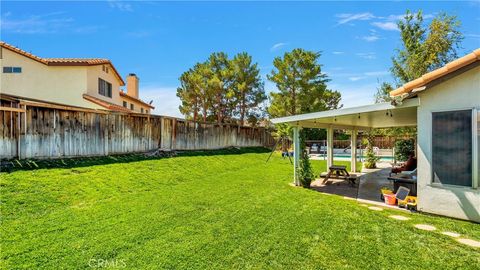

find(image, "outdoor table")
[322,165,351,183]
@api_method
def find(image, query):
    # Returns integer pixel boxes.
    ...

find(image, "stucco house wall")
[416,65,480,222]
[0,48,103,109]
[119,95,152,113]
[86,64,122,104]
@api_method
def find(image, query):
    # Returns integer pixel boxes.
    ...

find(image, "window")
[432,109,474,187]
[141,108,144,113]
[123,101,127,108]
[130,104,134,110]
[146,110,149,114]
[98,78,112,98]
[3,66,21,73]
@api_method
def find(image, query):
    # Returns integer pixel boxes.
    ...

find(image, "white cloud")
[336,12,375,25]
[140,85,182,117]
[466,33,480,39]
[0,12,74,34]
[332,51,345,55]
[270,42,287,51]
[126,30,152,38]
[361,34,380,42]
[74,25,102,34]
[108,0,133,12]
[356,52,376,60]
[371,21,398,31]
[349,76,366,81]
[371,13,434,31]
[364,71,389,76]
[1,12,100,35]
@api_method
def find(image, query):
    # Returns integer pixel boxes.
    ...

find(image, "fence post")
[104,114,109,156]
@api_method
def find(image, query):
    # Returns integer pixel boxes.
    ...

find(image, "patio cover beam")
[271,98,419,129]
[327,127,334,168]
[351,129,357,173]
[292,126,301,186]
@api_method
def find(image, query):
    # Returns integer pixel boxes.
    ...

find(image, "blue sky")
[2,1,480,117]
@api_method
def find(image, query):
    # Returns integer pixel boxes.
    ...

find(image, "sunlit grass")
[1,148,479,269]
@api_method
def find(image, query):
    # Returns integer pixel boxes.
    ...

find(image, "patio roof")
[271,98,419,130]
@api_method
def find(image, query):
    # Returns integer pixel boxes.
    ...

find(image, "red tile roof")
[0,41,125,85]
[390,48,480,97]
[119,91,155,109]
[83,94,132,113]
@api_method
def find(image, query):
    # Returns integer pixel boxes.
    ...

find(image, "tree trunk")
[240,92,246,126]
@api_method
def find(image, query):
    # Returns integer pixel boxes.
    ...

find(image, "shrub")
[394,139,415,161]
[364,146,379,169]
[298,129,315,188]
[364,133,379,169]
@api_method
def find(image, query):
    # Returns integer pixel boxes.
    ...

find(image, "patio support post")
[327,126,334,168]
[293,126,301,186]
[351,128,357,173]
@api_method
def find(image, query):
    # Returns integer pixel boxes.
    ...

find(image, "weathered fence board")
[0,103,274,159]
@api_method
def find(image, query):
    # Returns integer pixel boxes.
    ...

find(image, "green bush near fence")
[395,139,415,161]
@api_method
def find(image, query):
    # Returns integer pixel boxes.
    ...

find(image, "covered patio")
[271,98,419,196]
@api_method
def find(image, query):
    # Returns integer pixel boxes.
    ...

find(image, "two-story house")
[0,41,154,114]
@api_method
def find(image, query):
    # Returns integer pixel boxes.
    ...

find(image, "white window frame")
[430,107,478,189]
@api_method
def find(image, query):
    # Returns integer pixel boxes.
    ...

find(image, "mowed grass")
[1,148,479,269]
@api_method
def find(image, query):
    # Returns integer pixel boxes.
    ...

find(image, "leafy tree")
[271,123,292,152]
[394,139,415,162]
[177,63,213,123]
[391,10,463,85]
[195,63,214,123]
[267,48,341,118]
[177,69,200,122]
[208,52,234,124]
[177,52,266,125]
[267,49,341,143]
[374,82,394,103]
[231,52,266,126]
[372,10,461,139]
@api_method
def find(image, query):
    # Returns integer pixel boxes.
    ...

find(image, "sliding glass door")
[432,109,476,187]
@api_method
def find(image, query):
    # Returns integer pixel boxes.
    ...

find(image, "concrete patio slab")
[311,162,395,206]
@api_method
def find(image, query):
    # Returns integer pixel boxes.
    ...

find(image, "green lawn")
[1,148,479,269]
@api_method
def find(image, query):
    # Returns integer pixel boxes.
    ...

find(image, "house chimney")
[127,73,139,99]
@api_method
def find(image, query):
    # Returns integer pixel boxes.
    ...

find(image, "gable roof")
[119,91,155,109]
[390,48,480,97]
[83,94,132,113]
[0,41,125,85]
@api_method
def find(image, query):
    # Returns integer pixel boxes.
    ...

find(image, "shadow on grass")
[0,147,271,173]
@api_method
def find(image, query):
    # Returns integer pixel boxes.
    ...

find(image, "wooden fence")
[0,103,274,159]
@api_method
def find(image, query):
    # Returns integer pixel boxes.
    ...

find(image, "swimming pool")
[310,154,394,161]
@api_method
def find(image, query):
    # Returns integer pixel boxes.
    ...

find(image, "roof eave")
[271,98,419,125]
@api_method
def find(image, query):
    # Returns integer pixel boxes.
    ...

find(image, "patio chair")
[390,155,417,176]
[387,169,417,196]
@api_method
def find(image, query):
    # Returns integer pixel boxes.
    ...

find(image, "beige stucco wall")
[416,65,480,222]
[119,96,152,114]
[86,64,122,105]
[0,48,105,109]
